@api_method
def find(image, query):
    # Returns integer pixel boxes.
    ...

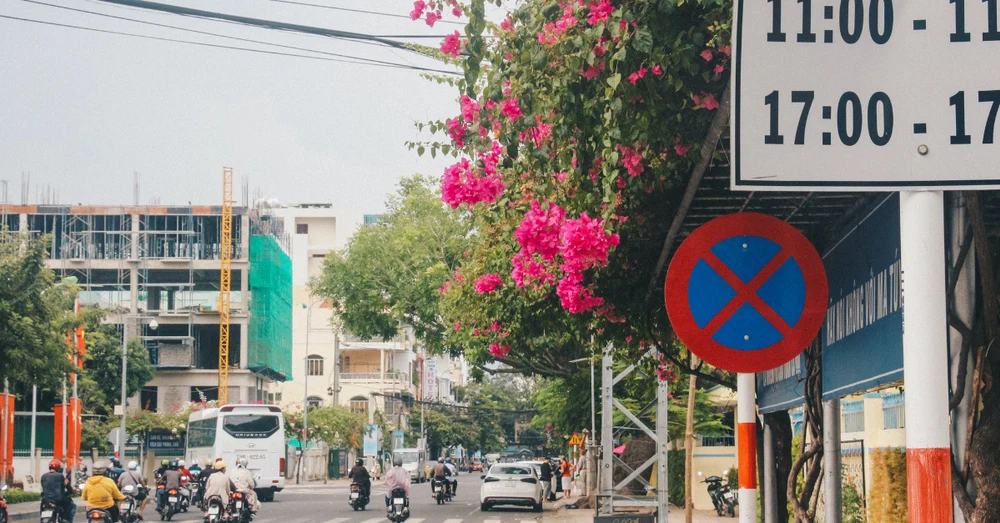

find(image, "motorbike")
[431,478,448,505]
[230,491,251,523]
[386,488,409,522]
[120,485,140,523]
[39,500,66,523]
[189,482,202,510]
[85,508,113,523]
[204,496,225,523]
[1,485,9,523]
[160,487,181,521]
[704,475,737,517]
[179,485,191,513]
[349,483,369,511]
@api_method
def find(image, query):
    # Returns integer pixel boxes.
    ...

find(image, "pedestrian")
[538,458,553,502]
[575,449,589,496]
[559,455,573,499]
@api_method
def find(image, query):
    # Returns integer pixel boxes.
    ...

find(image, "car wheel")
[534,501,543,513]
[480,503,489,512]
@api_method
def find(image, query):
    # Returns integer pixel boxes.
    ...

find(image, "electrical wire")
[21,0,460,75]
[0,13,460,74]
[268,0,465,27]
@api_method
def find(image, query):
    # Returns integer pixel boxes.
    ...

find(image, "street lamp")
[119,318,156,460]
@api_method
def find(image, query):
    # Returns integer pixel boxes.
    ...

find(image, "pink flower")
[474,273,503,294]
[625,336,633,342]
[473,329,480,336]
[553,172,568,183]
[593,42,606,56]
[652,65,663,75]
[489,343,511,358]
[490,322,501,331]
[460,95,480,121]
[410,0,426,21]
[440,31,462,57]
[559,212,620,273]
[520,115,552,146]
[719,45,732,56]
[556,271,603,313]
[500,18,515,32]
[440,158,505,209]
[446,118,468,147]
[615,144,644,176]
[701,93,720,110]
[501,97,523,120]
[628,72,640,85]
[700,48,714,61]
[714,64,725,75]
[514,199,566,260]
[452,6,463,16]
[510,252,555,288]
[580,61,605,80]
[674,143,691,155]
[425,10,442,26]
[588,0,613,25]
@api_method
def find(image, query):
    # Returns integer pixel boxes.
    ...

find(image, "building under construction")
[0,203,293,412]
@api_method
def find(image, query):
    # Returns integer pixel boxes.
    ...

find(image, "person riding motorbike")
[117,460,148,520]
[383,457,410,510]
[40,460,76,523]
[105,458,124,483]
[157,460,182,513]
[431,458,452,497]
[81,461,125,523]
[444,458,458,496]
[227,458,259,514]
[202,461,236,519]
[347,459,371,500]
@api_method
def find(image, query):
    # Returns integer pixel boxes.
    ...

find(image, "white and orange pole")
[737,372,757,523]
[899,191,952,523]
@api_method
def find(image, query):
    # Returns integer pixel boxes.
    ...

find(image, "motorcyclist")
[431,457,451,496]
[154,460,169,481]
[188,462,203,505]
[202,461,236,518]
[117,460,148,520]
[348,459,371,499]
[197,460,214,484]
[227,458,259,514]
[444,458,458,495]
[81,460,124,523]
[383,456,410,510]
[105,458,124,483]
[157,460,182,513]
[40,460,76,522]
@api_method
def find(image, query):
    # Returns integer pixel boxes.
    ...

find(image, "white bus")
[186,405,286,501]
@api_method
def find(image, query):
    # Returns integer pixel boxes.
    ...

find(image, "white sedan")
[480,463,543,512]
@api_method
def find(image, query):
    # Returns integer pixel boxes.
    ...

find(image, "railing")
[339,371,408,382]
[697,435,735,447]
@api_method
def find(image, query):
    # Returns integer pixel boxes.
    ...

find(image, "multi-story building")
[0,203,293,412]
[267,204,416,420]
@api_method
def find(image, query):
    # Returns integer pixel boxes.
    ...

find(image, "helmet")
[236,458,248,468]
[393,457,403,467]
[213,461,226,471]
[178,460,185,468]
[356,459,364,467]
[93,460,109,476]
[204,459,213,467]
[128,461,139,471]
[445,458,452,464]
[161,459,169,466]
[168,459,179,469]
[49,460,63,472]
[437,457,444,463]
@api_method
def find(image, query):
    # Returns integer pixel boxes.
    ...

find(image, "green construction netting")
[248,235,293,381]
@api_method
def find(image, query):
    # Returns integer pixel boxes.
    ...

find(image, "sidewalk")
[5,498,86,523]
[551,501,736,522]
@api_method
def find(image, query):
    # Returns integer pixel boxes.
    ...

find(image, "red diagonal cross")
[700,249,793,339]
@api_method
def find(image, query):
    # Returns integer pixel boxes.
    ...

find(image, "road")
[150,476,559,523]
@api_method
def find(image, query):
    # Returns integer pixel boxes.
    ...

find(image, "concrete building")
[0,203,293,412]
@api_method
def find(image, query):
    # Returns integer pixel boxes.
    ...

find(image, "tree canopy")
[79,307,156,416]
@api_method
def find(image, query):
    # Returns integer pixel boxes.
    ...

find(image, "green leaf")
[632,27,654,53]
[417,146,426,156]
[607,73,622,91]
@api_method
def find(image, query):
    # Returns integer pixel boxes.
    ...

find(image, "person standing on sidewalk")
[559,456,573,499]
[538,458,553,502]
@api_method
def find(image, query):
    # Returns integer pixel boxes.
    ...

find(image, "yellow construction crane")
[218,167,233,404]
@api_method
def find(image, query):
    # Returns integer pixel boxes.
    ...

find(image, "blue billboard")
[821,194,903,400]
[757,353,807,414]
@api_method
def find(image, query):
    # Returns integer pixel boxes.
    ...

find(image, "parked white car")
[480,462,543,512]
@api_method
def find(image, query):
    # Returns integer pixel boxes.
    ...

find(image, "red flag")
[53,404,65,461]
[0,393,14,482]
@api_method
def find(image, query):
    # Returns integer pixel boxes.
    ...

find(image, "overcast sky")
[0,0,470,213]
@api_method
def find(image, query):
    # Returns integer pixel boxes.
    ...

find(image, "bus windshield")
[395,451,419,463]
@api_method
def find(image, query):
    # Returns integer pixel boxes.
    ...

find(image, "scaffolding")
[247,234,292,381]
[219,168,234,403]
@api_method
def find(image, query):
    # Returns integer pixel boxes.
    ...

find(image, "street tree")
[312,175,469,353]
[284,405,367,449]
[79,307,156,416]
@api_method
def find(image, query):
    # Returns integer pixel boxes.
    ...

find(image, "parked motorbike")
[349,483,369,511]
[704,475,737,517]
[230,491,251,523]
[1,485,9,523]
[203,496,225,523]
[386,487,409,522]
[85,508,113,523]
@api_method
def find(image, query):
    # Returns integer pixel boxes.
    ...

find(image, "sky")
[0,0,470,214]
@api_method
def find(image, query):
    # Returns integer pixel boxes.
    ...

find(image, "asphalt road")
[140,476,559,523]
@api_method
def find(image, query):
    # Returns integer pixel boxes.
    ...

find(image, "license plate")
[393,498,404,505]
[168,497,177,503]
[433,486,440,492]
[209,507,220,515]
[350,493,359,499]
[41,511,53,518]
[235,502,242,509]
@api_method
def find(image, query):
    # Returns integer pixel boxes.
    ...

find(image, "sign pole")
[899,191,952,523]
[737,373,757,523]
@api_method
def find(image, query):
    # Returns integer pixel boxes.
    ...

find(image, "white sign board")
[423,359,437,401]
[732,0,1000,190]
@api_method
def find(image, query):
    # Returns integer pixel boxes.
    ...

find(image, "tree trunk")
[684,355,698,522]
[765,411,793,523]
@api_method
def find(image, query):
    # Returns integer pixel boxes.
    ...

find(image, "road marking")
[484,520,502,523]
[359,518,385,523]
[407,519,425,523]
[319,519,349,523]
[442,519,464,523]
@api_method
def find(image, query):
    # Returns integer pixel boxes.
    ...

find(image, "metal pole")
[824,398,842,523]
[600,348,613,515]
[119,319,129,462]
[30,385,37,480]
[899,191,952,523]
[332,332,340,406]
[300,303,313,485]
[737,373,757,523]
[62,378,67,462]
[2,379,8,486]
[656,373,669,522]
[763,421,776,523]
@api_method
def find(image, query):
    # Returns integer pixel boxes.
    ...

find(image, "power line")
[21,0,460,75]
[0,13,458,74]
[268,0,465,27]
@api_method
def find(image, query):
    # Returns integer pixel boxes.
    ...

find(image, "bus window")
[188,418,217,448]
[223,414,280,438]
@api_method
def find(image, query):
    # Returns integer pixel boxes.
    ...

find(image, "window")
[882,393,905,429]
[363,214,383,226]
[222,414,280,438]
[187,418,217,448]
[140,387,158,412]
[296,223,309,234]
[307,396,324,408]
[842,400,865,433]
[307,355,324,376]
[343,356,351,373]
[350,396,369,415]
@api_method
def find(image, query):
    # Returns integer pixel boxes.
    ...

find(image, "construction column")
[737,373,757,523]
[899,191,952,523]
